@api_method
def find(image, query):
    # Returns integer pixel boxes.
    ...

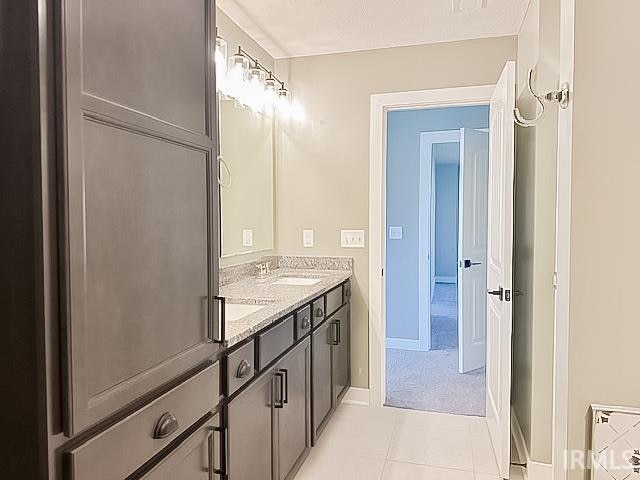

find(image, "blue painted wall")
[435,161,460,279]
[386,105,488,341]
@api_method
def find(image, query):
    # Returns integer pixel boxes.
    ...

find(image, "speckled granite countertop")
[220,268,351,347]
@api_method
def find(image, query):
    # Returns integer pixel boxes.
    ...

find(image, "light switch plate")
[341,229,365,248]
[389,226,403,240]
[242,229,254,247]
[303,229,314,248]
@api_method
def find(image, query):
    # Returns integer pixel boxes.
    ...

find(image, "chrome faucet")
[256,262,270,279]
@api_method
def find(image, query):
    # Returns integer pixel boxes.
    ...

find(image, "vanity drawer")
[325,285,344,317]
[226,340,255,396]
[65,362,220,480]
[312,297,325,327]
[295,305,312,339]
[257,316,294,369]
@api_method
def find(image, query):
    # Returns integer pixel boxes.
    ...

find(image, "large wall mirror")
[219,95,275,258]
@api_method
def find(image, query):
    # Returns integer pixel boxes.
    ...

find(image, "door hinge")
[381,268,384,277]
[553,271,558,290]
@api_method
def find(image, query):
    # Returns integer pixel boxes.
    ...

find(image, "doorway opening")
[384,105,489,417]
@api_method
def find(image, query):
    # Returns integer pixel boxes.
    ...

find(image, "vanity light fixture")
[215,35,301,119]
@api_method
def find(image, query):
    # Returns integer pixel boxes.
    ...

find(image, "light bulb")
[227,53,249,104]
[264,77,279,113]
[246,64,266,112]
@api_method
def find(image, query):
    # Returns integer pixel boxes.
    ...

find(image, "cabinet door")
[312,320,333,443]
[141,414,222,480]
[59,0,220,434]
[332,304,351,405]
[227,367,277,480]
[275,338,311,480]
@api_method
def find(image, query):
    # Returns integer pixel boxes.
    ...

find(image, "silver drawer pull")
[236,359,253,378]
[153,412,180,439]
[301,316,310,329]
[315,307,324,317]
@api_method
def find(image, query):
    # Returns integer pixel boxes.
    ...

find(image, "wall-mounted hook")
[514,67,570,128]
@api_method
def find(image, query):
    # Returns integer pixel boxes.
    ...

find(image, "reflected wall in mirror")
[217,8,275,259]
[219,97,274,257]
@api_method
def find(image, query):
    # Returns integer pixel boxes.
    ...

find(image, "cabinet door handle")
[153,412,180,439]
[274,372,285,408]
[331,321,340,346]
[280,369,289,404]
[315,307,324,318]
[336,319,341,344]
[207,426,225,479]
[301,316,310,330]
[212,296,226,344]
[236,359,252,378]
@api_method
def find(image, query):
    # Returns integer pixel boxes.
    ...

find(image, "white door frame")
[552,0,575,478]
[419,130,460,352]
[369,85,495,407]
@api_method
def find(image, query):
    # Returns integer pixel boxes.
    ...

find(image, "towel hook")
[514,67,570,128]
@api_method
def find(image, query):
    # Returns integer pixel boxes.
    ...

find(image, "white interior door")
[457,128,489,374]
[486,61,516,479]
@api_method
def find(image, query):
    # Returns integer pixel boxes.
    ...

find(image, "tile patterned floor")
[294,404,515,480]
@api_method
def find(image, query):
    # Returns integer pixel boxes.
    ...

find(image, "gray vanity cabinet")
[141,414,222,480]
[58,0,220,434]
[312,318,334,442]
[227,365,276,480]
[312,296,351,443]
[275,338,312,480]
[332,304,351,404]
[227,338,311,480]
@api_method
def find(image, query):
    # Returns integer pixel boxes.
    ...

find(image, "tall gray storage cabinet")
[57,0,221,435]
[0,0,223,478]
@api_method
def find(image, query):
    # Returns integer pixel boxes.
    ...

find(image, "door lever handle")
[461,259,482,268]
[487,287,504,301]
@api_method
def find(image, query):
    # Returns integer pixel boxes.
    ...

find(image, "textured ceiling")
[218,0,530,58]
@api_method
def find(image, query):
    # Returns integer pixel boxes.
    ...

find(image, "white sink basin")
[272,277,322,286]
[221,303,266,322]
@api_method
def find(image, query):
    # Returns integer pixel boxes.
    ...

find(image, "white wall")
[274,36,517,388]
[566,2,640,478]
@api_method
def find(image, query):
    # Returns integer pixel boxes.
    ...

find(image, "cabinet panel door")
[60,0,219,434]
[312,320,333,442]
[227,368,275,480]
[332,305,351,405]
[141,414,222,480]
[275,339,311,480]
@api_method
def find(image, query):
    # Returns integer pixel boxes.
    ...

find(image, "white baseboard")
[343,387,370,406]
[511,408,553,480]
[435,276,457,284]
[385,337,425,351]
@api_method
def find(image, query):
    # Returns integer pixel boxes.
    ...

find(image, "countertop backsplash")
[219,255,353,287]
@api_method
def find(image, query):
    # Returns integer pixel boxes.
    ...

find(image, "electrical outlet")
[341,229,365,248]
[303,229,314,248]
[242,229,254,247]
[389,226,403,240]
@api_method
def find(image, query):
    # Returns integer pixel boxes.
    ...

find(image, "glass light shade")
[246,65,267,113]
[214,36,228,92]
[277,87,292,118]
[226,53,250,103]
[264,77,279,111]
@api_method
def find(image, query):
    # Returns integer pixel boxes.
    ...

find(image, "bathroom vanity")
[219,261,352,480]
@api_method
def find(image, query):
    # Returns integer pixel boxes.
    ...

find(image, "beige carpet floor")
[385,348,486,416]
